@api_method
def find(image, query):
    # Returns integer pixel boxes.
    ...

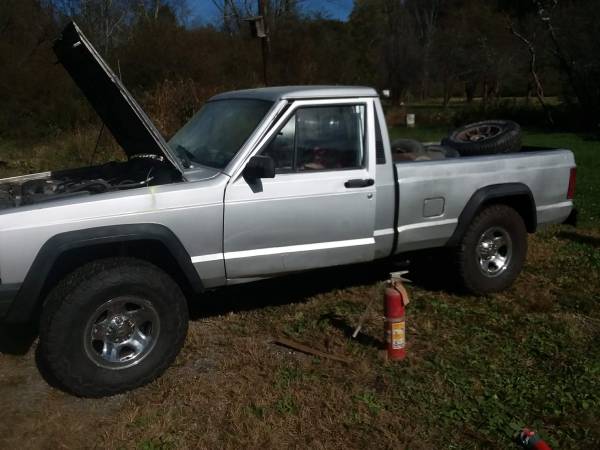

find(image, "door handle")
[344,178,375,188]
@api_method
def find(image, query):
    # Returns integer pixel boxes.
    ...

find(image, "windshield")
[168,99,273,170]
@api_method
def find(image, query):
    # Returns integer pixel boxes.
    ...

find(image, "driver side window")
[262,113,296,172]
[262,104,366,173]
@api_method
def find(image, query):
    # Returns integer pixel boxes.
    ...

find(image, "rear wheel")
[456,205,527,294]
[39,257,188,397]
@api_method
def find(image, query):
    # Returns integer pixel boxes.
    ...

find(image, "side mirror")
[243,155,275,180]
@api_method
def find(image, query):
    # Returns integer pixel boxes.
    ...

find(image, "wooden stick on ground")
[272,337,352,364]
[352,295,377,338]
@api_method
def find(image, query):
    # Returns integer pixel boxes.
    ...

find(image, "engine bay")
[0,155,181,210]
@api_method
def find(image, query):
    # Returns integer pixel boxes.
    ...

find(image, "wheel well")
[39,240,196,307]
[447,184,537,248]
[4,223,205,325]
[481,194,536,233]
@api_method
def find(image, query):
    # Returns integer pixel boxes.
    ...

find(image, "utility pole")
[244,0,270,85]
[258,0,269,85]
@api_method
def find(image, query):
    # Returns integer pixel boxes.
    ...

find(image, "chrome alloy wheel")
[476,226,513,277]
[83,297,160,370]
[456,124,502,142]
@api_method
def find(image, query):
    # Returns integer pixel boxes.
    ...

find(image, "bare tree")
[531,0,600,126]
[210,0,254,33]
[509,18,554,124]
[134,0,190,23]
[408,0,440,100]
[52,0,130,55]
[380,0,420,104]
[210,0,307,33]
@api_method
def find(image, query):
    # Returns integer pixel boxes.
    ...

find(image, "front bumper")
[0,284,21,322]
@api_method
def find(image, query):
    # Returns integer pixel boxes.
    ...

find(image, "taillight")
[567,167,577,199]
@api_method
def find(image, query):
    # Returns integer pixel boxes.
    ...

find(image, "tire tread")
[39,257,188,397]
[455,204,527,294]
[442,120,522,156]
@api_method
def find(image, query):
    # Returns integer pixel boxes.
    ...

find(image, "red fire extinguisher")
[515,428,552,450]
[384,272,410,361]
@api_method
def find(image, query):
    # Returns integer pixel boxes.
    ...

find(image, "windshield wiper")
[174,145,199,169]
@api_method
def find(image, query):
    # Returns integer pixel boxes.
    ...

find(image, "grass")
[0,127,122,178]
[0,127,599,449]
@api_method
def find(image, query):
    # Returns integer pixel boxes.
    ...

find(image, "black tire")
[39,257,188,397]
[442,120,522,156]
[456,204,527,295]
[423,144,461,159]
[391,138,425,154]
[391,138,426,162]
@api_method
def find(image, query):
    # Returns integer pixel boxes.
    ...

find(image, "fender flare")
[446,183,537,247]
[5,223,203,323]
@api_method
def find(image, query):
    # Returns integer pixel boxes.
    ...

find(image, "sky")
[189,0,354,24]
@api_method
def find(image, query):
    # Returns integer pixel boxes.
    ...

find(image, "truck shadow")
[188,261,396,320]
[320,312,386,349]
[557,230,600,248]
[404,249,463,293]
[0,324,38,355]
[188,252,460,321]
[0,252,459,357]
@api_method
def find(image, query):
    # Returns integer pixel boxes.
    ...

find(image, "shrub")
[140,79,225,138]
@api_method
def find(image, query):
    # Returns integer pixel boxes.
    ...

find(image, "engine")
[0,155,181,210]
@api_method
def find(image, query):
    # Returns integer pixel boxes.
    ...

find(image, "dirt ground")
[1,227,599,449]
[0,264,397,449]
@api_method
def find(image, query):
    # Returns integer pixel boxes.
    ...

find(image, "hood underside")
[53,22,182,173]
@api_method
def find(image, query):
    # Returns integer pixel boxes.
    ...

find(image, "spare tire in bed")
[442,120,522,156]
[423,145,460,159]
[391,138,426,161]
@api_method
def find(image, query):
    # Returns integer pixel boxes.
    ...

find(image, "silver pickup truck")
[0,23,576,396]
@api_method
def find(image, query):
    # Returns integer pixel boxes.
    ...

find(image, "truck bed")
[387,148,574,253]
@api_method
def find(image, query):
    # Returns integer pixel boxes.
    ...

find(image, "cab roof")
[210,86,379,102]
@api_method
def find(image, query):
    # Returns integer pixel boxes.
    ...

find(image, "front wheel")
[456,205,527,294]
[39,257,189,397]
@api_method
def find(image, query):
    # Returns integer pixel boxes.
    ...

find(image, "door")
[223,99,377,279]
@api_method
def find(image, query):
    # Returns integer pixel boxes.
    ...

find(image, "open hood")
[53,22,182,173]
